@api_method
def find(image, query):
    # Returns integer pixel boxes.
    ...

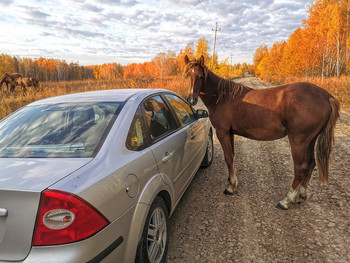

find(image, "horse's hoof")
[295,197,304,204]
[299,194,307,201]
[223,189,234,196]
[276,202,288,210]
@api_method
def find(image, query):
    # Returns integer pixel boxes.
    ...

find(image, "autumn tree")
[253,0,350,80]
[153,51,177,78]
[253,45,268,77]
[195,38,210,65]
[176,42,195,74]
[0,54,17,75]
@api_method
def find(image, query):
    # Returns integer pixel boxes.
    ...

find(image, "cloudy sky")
[0,0,310,65]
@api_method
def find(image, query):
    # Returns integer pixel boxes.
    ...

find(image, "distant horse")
[30,77,39,88]
[184,55,340,210]
[0,73,23,92]
[13,77,37,95]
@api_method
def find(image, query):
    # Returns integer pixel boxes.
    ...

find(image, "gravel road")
[167,77,350,263]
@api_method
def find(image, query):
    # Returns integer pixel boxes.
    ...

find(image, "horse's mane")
[216,77,251,103]
[185,60,251,103]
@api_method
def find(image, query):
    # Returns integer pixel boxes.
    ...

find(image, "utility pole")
[211,22,221,70]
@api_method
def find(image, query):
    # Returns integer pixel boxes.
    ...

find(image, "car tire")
[135,196,169,263]
[201,130,214,168]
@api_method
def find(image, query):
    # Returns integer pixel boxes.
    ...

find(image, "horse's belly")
[234,126,287,141]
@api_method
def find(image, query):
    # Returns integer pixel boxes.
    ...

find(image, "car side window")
[143,95,177,140]
[165,94,195,126]
[126,106,146,151]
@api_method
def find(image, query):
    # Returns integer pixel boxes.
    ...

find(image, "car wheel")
[135,196,169,263]
[201,131,214,168]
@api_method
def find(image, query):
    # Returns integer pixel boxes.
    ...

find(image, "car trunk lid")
[0,158,91,261]
[0,190,41,261]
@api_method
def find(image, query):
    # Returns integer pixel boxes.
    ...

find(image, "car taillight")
[33,189,109,246]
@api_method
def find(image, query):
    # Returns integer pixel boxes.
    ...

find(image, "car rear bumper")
[19,205,141,263]
[86,236,123,263]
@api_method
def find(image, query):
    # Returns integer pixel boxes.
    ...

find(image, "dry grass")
[0,77,189,120]
[3,75,347,120]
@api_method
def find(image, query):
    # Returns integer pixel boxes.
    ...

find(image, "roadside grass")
[0,77,189,120]
[1,75,349,120]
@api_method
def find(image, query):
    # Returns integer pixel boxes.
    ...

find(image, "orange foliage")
[253,0,350,81]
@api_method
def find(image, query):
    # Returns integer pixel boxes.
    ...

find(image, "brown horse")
[184,55,340,210]
[13,77,37,95]
[30,77,39,88]
[0,73,23,92]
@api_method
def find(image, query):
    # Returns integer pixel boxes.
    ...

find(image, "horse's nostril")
[191,98,198,106]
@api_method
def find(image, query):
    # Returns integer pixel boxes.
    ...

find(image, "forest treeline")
[0,38,251,82]
[2,0,349,84]
[253,0,350,82]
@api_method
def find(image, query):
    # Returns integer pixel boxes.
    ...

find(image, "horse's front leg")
[22,85,27,96]
[10,84,15,94]
[216,130,237,195]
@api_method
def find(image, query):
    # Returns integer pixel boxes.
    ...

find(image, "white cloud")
[0,0,310,65]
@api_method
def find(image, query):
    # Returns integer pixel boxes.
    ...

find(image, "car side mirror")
[196,109,208,119]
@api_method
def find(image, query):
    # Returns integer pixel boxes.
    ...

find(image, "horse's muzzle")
[187,97,198,106]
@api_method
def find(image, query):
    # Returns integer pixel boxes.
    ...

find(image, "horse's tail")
[315,97,340,184]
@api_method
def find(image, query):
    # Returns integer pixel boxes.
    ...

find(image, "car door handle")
[190,133,196,140]
[162,152,173,163]
[0,208,8,217]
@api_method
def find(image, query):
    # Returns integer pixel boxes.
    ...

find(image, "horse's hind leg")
[297,137,316,202]
[277,138,316,210]
[216,129,237,195]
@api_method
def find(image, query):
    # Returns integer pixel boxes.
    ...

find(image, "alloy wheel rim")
[147,207,167,263]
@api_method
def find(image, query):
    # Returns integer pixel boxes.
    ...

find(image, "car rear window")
[0,102,122,158]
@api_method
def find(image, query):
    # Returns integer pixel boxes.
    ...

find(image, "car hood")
[0,158,92,192]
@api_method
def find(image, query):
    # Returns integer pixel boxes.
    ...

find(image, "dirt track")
[167,77,350,263]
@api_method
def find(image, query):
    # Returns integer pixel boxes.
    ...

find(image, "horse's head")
[29,77,39,88]
[184,55,206,106]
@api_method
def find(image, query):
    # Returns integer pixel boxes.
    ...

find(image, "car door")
[163,94,206,197]
[144,94,205,203]
[142,95,186,202]
[121,105,160,215]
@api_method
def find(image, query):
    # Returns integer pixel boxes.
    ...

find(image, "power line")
[183,0,203,22]
[197,0,214,21]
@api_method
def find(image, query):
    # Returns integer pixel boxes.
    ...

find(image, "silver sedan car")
[0,89,213,263]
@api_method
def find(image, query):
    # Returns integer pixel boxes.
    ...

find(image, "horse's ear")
[200,55,204,66]
[185,55,189,65]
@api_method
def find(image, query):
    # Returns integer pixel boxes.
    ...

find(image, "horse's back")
[282,82,333,99]
[10,73,22,78]
[280,82,334,113]
[247,81,334,111]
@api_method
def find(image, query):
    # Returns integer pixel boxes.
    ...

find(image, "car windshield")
[0,102,122,158]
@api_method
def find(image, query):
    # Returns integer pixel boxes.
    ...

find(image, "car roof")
[29,89,169,105]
